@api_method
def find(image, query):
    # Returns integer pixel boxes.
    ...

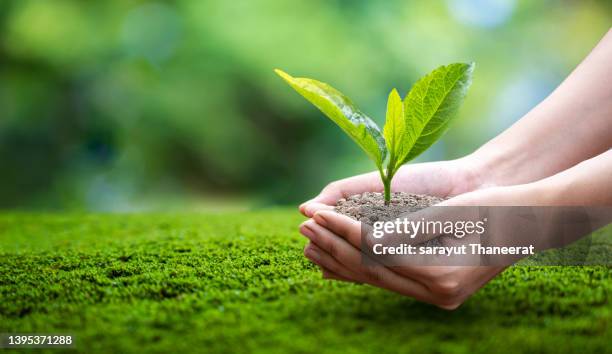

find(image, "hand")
[299,182,557,309]
[299,156,485,218]
[297,156,494,310]
[300,149,612,309]
[299,219,504,310]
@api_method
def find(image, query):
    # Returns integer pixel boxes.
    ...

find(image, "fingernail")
[299,200,311,211]
[313,212,327,227]
[299,222,315,240]
[309,243,321,253]
[305,246,319,261]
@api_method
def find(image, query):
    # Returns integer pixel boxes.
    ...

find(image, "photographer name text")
[372,243,535,256]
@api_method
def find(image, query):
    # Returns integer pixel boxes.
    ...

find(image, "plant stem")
[377,167,391,205]
[383,177,391,205]
[383,158,396,206]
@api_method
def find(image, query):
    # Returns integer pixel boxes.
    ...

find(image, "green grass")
[0,210,610,354]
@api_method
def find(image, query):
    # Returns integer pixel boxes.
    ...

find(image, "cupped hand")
[299,157,485,218]
[299,183,548,309]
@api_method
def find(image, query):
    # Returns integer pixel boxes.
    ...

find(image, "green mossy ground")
[1,210,610,353]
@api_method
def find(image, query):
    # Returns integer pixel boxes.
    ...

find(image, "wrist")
[456,148,511,191]
[462,139,539,189]
[491,175,570,206]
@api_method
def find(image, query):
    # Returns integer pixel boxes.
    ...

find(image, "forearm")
[469,29,612,188]
[529,149,612,206]
[502,150,612,251]
[481,149,612,206]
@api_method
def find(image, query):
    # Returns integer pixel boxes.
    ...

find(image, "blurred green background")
[0,0,610,211]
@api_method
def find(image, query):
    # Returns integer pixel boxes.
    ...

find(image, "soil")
[335,192,445,225]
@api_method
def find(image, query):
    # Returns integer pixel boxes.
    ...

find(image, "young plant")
[275,63,474,205]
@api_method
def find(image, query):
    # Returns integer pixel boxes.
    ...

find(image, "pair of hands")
[298,157,537,309]
[298,30,612,309]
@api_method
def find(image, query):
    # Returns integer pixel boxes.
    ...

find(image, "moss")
[0,210,610,353]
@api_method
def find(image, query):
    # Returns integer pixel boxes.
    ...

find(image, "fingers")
[304,242,362,283]
[312,208,443,263]
[320,267,360,283]
[299,172,382,217]
[312,210,362,248]
[312,210,449,279]
[299,218,504,309]
[298,197,510,310]
[300,220,365,273]
[299,202,334,218]
[314,172,382,204]
[299,219,433,302]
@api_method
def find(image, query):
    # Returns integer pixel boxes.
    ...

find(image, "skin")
[298,28,612,310]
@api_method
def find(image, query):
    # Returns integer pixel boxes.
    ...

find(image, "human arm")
[469,28,612,188]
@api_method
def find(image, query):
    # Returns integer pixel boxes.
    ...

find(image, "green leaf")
[383,88,405,167]
[275,69,387,168]
[397,62,474,169]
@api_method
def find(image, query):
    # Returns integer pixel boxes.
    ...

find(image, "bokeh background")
[1,0,610,211]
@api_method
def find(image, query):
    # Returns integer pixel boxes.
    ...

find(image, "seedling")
[275,63,474,205]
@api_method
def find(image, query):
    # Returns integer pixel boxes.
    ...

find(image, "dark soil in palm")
[335,192,445,225]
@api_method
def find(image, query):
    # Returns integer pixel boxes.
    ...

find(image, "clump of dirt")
[335,192,445,225]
